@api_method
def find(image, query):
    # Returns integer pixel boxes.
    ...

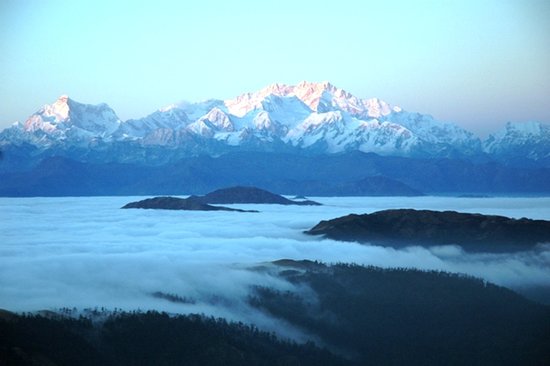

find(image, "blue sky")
[1,0,549,136]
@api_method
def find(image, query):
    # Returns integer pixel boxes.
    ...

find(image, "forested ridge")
[2,264,549,365]
[250,262,550,365]
[0,311,347,366]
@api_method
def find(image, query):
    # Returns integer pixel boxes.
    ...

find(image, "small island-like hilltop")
[122,186,321,211]
[305,209,550,252]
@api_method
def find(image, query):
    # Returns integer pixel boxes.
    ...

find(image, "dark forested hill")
[2,263,548,365]
[250,261,550,365]
[0,311,348,366]
[305,209,550,252]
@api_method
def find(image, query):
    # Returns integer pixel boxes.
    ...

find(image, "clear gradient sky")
[1,0,549,136]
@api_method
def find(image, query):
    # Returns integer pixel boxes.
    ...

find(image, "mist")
[1,195,549,337]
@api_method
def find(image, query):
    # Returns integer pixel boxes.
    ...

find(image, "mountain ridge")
[2,81,548,167]
[1,152,549,197]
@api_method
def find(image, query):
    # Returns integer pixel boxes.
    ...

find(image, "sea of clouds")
[1,195,549,338]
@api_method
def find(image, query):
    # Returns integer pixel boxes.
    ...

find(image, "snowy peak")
[66,99,121,136]
[224,81,400,120]
[119,107,189,139]
[284,110,419,155]
[176,99,225,121]
[387,111,479,151]
[483,121,550,159]
[362,98,399,118]
[224,81,338,116]
[2,82,547,165]
[224,83,292,117]
[187,107,235,137]
[21,95,121,144]
[24,95,71,133]
[253,111,272,129]
[261,82,295,96]
[201,107,234,131]
[292,81,338,111]
[303,111,345,128]
[500,121,544,136]
[50,95,71,119]
[275,81,398,118]
[486,121,549,144]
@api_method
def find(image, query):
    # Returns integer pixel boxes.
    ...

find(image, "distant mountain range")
[2,81,549,164]
[0,81,549,196]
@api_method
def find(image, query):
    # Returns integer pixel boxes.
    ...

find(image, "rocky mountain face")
[2,81,546,167]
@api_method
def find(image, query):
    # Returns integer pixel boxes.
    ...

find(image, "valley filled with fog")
[1,196,550,337]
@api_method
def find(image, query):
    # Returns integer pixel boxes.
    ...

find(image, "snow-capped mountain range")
[1,81,548,164]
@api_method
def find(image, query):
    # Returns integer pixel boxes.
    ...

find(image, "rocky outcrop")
[305,209,550,252]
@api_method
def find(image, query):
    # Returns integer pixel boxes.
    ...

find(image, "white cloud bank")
[1,195,549,336]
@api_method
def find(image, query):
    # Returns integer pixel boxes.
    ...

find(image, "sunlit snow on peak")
[223,81,399,121]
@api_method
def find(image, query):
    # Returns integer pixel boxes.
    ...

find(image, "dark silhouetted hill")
[250,261,550,365]
[197,186,321,205]
[0,311,348,366]
[305,209,550,252]
[121,196,257,212]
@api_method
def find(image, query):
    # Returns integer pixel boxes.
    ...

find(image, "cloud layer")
[1,195,549,335]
